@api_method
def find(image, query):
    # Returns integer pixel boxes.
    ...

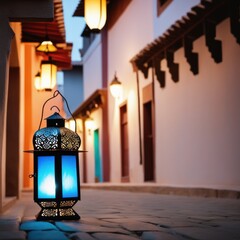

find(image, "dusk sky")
[62,0,85,61]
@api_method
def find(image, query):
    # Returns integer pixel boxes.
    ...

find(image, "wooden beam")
[204,19,222,63]
[229,1,240,44]
[184,36,199,75]
[166,50,179,83]
[0,0,54,22]
[154,53,165,88]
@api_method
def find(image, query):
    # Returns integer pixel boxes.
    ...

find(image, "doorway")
[143,101,155,181]
[94,129,103,182]
[6,67,20,197]
[120,104,129,182]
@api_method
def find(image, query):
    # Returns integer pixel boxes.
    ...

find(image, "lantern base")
[36,207,80,221]
[36,200,80,221]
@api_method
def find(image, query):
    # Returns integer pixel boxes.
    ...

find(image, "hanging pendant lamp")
[84,0,107,31]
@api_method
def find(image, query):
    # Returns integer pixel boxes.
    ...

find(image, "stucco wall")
[153,0,200,38]
[107,0,240,190]
[81,0,240,191]
[154,19,240,191]
[82,35,103,100]
[108,0,154,182]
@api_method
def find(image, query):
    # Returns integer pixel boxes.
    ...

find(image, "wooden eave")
[73,0,84,17]
[21,0,72,70]
[72,89,107,118]
[130,0,240,88]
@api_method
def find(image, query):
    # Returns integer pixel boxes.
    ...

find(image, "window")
[157,0,173,16]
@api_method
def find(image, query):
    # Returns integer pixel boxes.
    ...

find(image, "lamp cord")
[38,90,77,132]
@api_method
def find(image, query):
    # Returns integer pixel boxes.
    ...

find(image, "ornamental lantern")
[25,91,84,220]
[39,58,57,91]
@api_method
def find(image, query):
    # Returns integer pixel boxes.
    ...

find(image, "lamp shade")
[84,0,107,31]
[39,60,57,91]
[36,40,57,53]
[110,73,123,99]
[85,118,94,130]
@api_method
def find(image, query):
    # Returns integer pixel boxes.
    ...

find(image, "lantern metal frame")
[25,90,86,221]
[32,150,81,221]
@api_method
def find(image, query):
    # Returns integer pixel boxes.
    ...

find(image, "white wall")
[155,19,240,191]
[82,35,102,100]
[82,0,240,190]
[153,0,200,38]
[108,0,154,182]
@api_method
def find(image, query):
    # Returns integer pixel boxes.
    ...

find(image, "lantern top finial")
[45,112,65,128]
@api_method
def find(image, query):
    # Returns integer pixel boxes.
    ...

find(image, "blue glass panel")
[38,156,56,199]
[61,155,78,198]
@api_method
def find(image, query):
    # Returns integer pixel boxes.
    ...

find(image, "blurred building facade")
[72,0,240,192]
[0,0,72,212]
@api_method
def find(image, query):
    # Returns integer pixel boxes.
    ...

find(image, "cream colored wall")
[154,19,240,191]
[22,43,63,189]
[108,0,154,182]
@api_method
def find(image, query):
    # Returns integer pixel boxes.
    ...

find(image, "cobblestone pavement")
[0,189,240,240]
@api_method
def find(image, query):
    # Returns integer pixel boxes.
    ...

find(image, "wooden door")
[120,104,129,182]
[143,101,155,181]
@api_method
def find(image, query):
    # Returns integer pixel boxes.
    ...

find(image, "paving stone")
[58,222,130,234]
[27,230,68,240]
[55,221,80,232]
[121,221,160,231]
[174,226,240,240]
[130,217,166,225]
[20,221,57,231]
[81,217,121,228]
[0,220,19,231]
[21,217,36,222]
[2,190,240,240]
[0,216,20,222]
[0,231,26,240]
[157,218,194,228]
[141,231,179,240]
[69,232,96,240]
[92,232,139,240]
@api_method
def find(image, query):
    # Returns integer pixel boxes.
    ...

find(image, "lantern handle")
[50,105,60,113]
[38,90,77,132]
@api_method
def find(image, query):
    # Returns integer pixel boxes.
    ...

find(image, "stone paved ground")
[0,189,240,240]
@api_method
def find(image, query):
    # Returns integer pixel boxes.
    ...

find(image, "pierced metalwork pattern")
[60,200,76,207]
[59,208,75,217]
[34,127,59,150]
[60,128,81,150]
[41,209,58,217]
[40,201,57,208]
